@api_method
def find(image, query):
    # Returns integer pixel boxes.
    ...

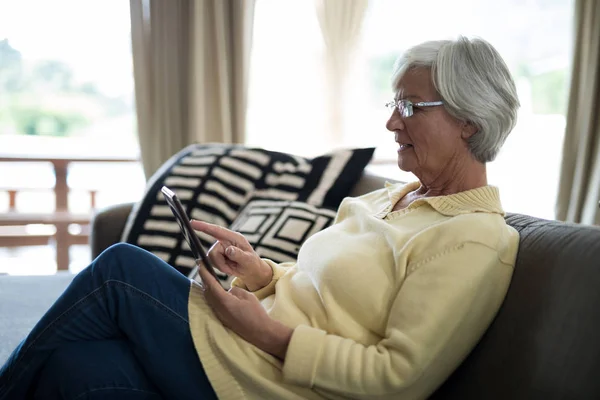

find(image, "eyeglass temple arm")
[415,101,444,107]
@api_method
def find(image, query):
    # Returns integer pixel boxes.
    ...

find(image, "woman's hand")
[190,220,272,291]
[197,263,293,360]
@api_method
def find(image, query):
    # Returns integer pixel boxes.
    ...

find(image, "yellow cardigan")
[188,181,519,399]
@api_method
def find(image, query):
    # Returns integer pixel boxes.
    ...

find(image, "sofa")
[3,171,600,399]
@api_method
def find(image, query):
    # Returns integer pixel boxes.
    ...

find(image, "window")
[246,0,326,157]
[248,0,574,220]
[355,0,574,219]
[0,0,144,274]
[0,0,138,154]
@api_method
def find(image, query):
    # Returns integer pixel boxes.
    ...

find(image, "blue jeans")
[0,243,217,400]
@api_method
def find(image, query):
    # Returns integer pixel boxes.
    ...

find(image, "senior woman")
[0,36,520,400]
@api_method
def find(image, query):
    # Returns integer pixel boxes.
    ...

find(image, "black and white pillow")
[229,196,337,264]
[121,143,374,278]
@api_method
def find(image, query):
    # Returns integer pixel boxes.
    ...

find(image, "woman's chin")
[397,156,414,173]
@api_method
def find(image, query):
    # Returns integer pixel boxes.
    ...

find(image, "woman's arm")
[281,242,514,398]
[230,259,295,300]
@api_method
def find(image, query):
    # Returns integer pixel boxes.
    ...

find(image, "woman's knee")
[91,243,150,278]
[98,243,142,264]
[90,243,180,287]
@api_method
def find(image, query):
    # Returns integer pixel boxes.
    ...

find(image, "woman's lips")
[398,144,413,152]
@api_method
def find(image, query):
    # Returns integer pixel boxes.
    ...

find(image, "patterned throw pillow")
[121,143,374,278]
[229,196,337,263]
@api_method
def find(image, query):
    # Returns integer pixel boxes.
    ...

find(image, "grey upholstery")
[90,202,133,258]
[432,214,600,399]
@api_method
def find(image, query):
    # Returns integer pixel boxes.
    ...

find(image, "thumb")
[225,246,249,263]
[228,286,251,299]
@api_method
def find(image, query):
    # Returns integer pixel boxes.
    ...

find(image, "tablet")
[161,186,221,281]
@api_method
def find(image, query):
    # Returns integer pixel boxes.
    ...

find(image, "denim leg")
[0,243,217,400]
[34,340,163,400]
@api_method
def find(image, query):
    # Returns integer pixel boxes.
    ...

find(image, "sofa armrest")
[90,203,134,259]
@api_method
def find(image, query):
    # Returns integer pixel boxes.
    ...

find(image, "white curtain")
[130,0,256,179]
[130,0,192,179]
[556,0,600,225]
[190,0,256,145]
[314,0,369,148]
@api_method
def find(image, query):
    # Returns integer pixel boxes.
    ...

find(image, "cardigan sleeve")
[281,242,514,398]
[230,259,294,301]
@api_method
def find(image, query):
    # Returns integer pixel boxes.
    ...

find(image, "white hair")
[391,36,520,163]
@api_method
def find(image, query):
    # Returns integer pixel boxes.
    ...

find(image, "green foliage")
[369,53,399,102]
[12,107,88,136]
[514,63,533,80]
[531,68,569,115]
[0,39,24,92]
[32,60,74,91]
[0,38,132,137]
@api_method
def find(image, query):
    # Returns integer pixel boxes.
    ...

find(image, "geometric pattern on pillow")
[120,143,374,278]
[228,196,337,264]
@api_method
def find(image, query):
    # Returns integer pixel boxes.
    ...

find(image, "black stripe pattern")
[230,196,337,263]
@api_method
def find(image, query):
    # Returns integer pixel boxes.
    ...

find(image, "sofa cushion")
[431,213,600,399]
[120,144,375,277]
[229,196,337,263]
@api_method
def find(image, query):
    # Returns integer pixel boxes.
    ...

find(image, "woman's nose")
[386,110,405,132]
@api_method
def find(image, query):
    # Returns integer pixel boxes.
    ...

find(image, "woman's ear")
[461,121,478,139]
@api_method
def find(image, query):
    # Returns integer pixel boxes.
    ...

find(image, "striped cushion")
[229,196,337,263]
[121,143,374,278]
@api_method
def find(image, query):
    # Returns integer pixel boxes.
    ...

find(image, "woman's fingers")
[192,221,262,281]
[191,220,250,250]
[191,220,236,241]
[204,241,239,276]
[197,263,240,329]
[207,241,226,263]
[223,246,247,264]
[197,262,227,297]
[228,286,252,300]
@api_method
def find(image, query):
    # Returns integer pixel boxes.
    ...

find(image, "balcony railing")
[0,154,140,271]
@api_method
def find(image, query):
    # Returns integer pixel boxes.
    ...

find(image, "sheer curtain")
[350,0,574,219]
[130,0,256,179]
[190,0,256,146]
[246,0,575,220]
[556,0,600,225]
[314,0,369,149]
[130,0,192,179]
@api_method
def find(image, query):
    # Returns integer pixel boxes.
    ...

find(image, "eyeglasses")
[385,99,444,118]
